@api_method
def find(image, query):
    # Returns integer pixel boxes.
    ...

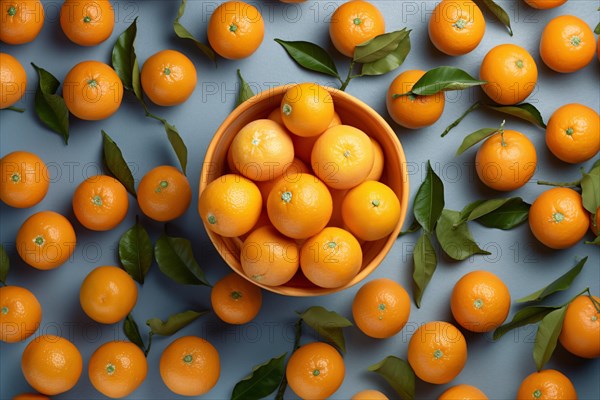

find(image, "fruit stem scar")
[570,36,581,46]
[34,235,44,246]
[163,67,171,76]
[452,18,466,29]
[156,180,168,192]
[408,93,417,101]
[533,389,542,399]
[327,241,336,248]
[553,212,565,223]
[229,23,238,32]
[565,127,574,136]
[1,306,8,315]
[106,363,115,375]
[474,299,483,309]
[433,349,443,359]
[87,79,98,88]
[282,103,292,116]
[207,214,217,224]
[92,195,103,206]
[183,354,193,364]
[343,150,351,158]
[516,59,524,69]
[312,369,320,376]
[371,199,380,207]
[281,191,292,203]
[231,290,242,300]
[592,315,598,322]
[251,138,260,145]
[83,15,91,23]
[7,6,16,16]
[10,173,20,183]
[353,17,362,25]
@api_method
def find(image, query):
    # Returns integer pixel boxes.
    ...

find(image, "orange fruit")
[352,278,411,339]
[286,342,345,399]
[328,188,348,228]
[300,227,362,288]
[137,165,192,221]
[0,285,41,343]
[72,174,129,231]
[545,103,600,164]
[160,336,220,396]
[21,335,82,396]
[329,0,385,57]
[281,83,334,137]
[386,70,446,129]
[559,295,600,359]
[230,119,295,181]
[88,340,148,398]
[140,49,197,106]
[523,0,567,9]
[60,0,114,46]
[0,52,26,109]
[12,394,50,400]
[198,173,262,237]
[266,172,333,239]
[241,225,299,286]
[256,157,310,205]
[63,60,124,120]
[475,129,537,191]
[528,187,589,249]
[366,138,384,181]
[480,44,538,105]
[0,0,44,44]
[79,265,138,324]
[407,321,467,384]
[341,180,401,241]
[207,1,264,60]
[1,150,49,208]
[450,270,511,333]
[428,0,485,56]
[352,390,389,399]
[540,15,596,73]
[311,125,374,190]
[516,369,577,400]
[16,211,76,270]
[439,384,488,400]
[211,272,263,324]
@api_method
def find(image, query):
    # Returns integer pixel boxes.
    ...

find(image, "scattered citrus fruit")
[516,369,577,400]
[429,0,485,56]
[12,394,50,400]
[60,0,114,46]
[0,52,26,109]
[0,285,41,343]
[72,175,129,231]
[141,49,197,106]
[137,165,191,221]
[329,0,385,57]
[352,390,389,399]
[207,1,264,59]
[0,0,44,44]
[559,295,600,359]
[439,384,488,400]
[211,272,263,324]
[1,150,49,208]
[540,15,596,73]
[281,83,334,137]
[523,0,567,9]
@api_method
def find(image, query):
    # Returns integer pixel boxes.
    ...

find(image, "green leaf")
[517,257,587,303]
[435,209,491,261]
[413,161,444,233]
[173,0,216,63]
[480,0,513,36]
[0,244,9,285]
[398,219,421,237]
[493,306,561,340]
[441,101,482,137]
[112,18,141,98]
[353,29,407,63]
[101,130,136,196]
[360,31,411,76]
[123,314,145,352]
[485,103,546,128]
[236,69,255,107]
[4,106,25,113]
[231,353,287,400]
[585,235,600,246]
[412,233,437,308]
[581,168,600,215]
[455,128,498,156]
[395,66,486,97]
[147,310,208,336]
[298,306,353,353]
[368,356,415,400]
[274,39,340,78]
[31,63,69,144]
[534,307,567,371]
[119,218,153,284]
[155,233,211,286]
[163,120,188,176]
[595,21,600,35]
[475,198,531,230]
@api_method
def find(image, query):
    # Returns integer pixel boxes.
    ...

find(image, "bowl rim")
[199,84,410,296]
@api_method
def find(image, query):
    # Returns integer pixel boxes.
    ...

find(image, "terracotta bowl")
[199,85,409,296]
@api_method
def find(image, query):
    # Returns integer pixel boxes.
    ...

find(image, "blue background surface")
[1,0,599,399]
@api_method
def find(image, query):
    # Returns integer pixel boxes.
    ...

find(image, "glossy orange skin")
[0,0,44,44]
[523,0,567,9]
[207,1,264,59]
[211,272,263,324]
[88,340,148,398]
[12,394,50,400]
[137,165,192,221]
[281,83,335,137]
[480,44,538,105]
[286,342,345,399]
[63,60,123,120]
[0,151,48,208]
[72,175,129,231]
[300,227,362,288]
[16,211,76,270]
[60,0,114,46]
[450,270,511,333]
[529,188,589,249]
[366,138,384,181]
[429,0,485,56]
[329,0,385,57]
[0,285,41,343]
[439,384,489,399]
[0,52,26,109]
[559,295,600,359]
[241,225,299,286]
[540,15,596,73]
[352,278,410,339]
[256,158,310,205]
[160,336,220,396]
[517,369,578,400]
[545,103,600,164]
[475,129,537,191]
[352,390,389,399]
[79,266,138,324]
[141,50,197,106]
[386,70,445,129]
[199,173,262,237]
[21,335,83,396]
[408,321,467,384]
